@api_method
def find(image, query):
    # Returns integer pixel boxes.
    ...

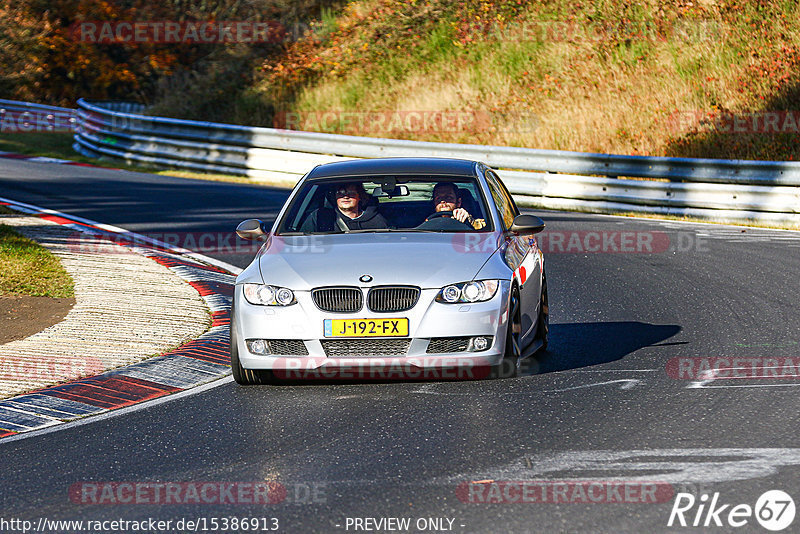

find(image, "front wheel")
[492,286,521,379]
[535,270,549,352]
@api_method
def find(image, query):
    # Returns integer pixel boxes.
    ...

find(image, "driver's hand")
[452,208,471,223]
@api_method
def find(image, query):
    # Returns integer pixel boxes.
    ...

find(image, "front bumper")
[233,282,511,377]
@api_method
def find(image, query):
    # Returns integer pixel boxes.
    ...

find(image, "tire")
[535,270,549,352]
[492,286,521,379]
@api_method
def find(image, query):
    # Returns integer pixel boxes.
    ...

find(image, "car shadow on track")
[522,321,682,375]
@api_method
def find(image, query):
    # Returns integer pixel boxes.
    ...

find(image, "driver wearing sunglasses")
[300,182,389,232]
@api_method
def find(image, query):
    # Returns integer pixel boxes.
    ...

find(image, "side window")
[279,184,319,232]
[496,172,520,217]
[485,171,517,230]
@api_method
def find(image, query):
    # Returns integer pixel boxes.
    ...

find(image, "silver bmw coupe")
[231,158,548,384]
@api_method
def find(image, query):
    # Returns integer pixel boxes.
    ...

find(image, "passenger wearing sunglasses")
[300,182,389,233]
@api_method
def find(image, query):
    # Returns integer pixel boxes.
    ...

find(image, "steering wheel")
[426,210,455,220]
[420,210,474,230]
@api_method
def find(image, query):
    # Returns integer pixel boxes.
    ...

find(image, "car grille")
[426,337,471,354]
[367,286,420,313]
[322,338,411,357]
[266,339,309,356]
[312,287,362,313]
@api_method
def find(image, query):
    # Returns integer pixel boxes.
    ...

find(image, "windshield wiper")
[347,228,457,233]
[280,228,470,235]
[346,228,411,233]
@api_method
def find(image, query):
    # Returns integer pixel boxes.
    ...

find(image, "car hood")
[257,232,502,290]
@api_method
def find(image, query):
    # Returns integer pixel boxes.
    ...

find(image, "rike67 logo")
[668,490,795,531]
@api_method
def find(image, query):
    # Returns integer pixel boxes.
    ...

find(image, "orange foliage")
[0,0,286,106]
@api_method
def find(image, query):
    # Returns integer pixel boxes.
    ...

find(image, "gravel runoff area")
[0,213,211,398]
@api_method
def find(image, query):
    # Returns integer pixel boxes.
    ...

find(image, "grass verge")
[610,211,800,231]
[0,207,75,298]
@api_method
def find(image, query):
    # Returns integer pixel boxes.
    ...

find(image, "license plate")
[323,318,408,337]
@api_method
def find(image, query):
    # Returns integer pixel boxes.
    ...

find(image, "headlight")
[243,283,296,306]
[275,287,294,306]
[442,285,461,303]
[435,280,499,303]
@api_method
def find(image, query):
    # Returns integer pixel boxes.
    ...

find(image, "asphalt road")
[2,159,800,533]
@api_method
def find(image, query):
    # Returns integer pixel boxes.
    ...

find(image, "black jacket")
[300,205,389,232]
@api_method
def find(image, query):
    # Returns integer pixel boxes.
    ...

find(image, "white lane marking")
[707,366,800,379]
[687,366,800,389]
[686,368,724,389]
[695,383,800,389]
[410,383,468,396]
[544,379,642,391]
[25,157,71,164]
[576,369,659,372]
[0,375,233,445]
[446,449,800,485]
[411,379,643,396]
[0,195,243,275]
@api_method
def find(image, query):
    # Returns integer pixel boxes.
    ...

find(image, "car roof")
[305,157,481,179]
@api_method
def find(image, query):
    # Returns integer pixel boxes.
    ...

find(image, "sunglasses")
[335,189,359,198]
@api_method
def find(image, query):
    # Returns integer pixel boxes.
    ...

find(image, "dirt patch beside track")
[0,293,74,344]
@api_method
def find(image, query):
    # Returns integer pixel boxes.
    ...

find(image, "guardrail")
[68,98,800,226]
[0,99,76,133]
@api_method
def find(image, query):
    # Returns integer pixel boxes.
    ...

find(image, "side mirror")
[236,219,268,240]
[509,214,545,235]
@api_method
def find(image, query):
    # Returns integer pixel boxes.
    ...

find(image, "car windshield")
[276,175,494,234]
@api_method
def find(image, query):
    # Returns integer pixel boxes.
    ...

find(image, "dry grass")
[246,0,800,160]
[289,23,747,154]
[610,211,800,231]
